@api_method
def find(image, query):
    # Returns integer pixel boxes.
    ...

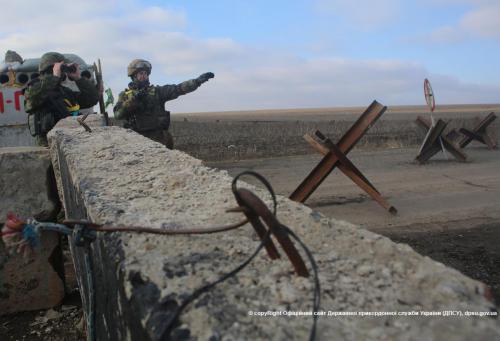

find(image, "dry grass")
[172,103,500,121]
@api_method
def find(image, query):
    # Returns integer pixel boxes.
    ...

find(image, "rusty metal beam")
[325,139,396,214]
[303,131,396,214]
[77,112,92,133]
[460,129,486,145]
[415,116,467,163]
[459,112,497,149]
[415,119,448,163]
[303,133,329,155]
[337,101,387,154]
[314,130,380,194]
[236,188,309,277]
[232,191,281,260]
[290,100,386,203]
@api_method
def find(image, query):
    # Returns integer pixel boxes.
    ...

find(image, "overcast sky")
[2,0,499,113]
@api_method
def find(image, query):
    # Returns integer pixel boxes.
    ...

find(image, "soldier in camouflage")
[24,52,99,146]
[114,59,214,149]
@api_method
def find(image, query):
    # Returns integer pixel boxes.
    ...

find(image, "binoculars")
[60,64,77,73]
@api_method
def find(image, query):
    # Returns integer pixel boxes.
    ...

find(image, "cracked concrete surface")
[47,116,499,340]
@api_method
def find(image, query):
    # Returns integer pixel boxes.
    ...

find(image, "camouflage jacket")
[24,74,99,118]
[113,78,202,132]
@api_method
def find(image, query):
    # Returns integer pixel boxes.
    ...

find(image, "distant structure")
[0,50,95,147]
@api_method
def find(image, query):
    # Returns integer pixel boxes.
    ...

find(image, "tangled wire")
[2,171,321,341]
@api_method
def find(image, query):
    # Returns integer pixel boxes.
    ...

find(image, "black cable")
[27,171,322,340]
[162,171,321,341]
[281,224,321,341]
[231,170,277,216]
[234,171,321,340]
[162,227,273,338]
[162,171,278,338]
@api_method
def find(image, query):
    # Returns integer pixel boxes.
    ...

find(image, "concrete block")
[0,146,63,314]
[48,118,500,340]
[0,147,58,221]
[0,231,64,314]
[0,125,36,148]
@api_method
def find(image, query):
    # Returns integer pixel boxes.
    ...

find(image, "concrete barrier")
[0,147,64,314]
[48,116,499,340]
[0,124,36,147]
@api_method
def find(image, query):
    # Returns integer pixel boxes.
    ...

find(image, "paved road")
[207,146,500,231]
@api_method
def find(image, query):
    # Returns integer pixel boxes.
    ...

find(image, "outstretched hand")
[198,72,215,83]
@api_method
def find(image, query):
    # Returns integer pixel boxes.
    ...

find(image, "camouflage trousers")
[139,129,174,149]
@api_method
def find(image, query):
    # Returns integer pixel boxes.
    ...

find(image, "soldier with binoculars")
[23,52,99,146]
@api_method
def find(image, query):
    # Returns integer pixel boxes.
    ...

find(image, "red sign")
[0,88,27,126]
[423,78,435,112]
[0,89,24,114]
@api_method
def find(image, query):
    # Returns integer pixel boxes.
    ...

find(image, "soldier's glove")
[197,72,215,84]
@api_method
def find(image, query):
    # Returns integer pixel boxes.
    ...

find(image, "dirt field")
[0,293,84,341]
[173,103,500,121]
[0,247,83,341]
[378,221,500,304]
[208,146,500,304]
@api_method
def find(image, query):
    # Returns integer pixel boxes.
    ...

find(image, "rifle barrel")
[95,59,109,126]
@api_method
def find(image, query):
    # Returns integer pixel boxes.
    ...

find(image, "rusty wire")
[63,216,249,235]
[62,171,320,340]
[159,170,320,341]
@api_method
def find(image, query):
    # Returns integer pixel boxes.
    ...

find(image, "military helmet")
[127,59,152,77]
[39,52,67,72]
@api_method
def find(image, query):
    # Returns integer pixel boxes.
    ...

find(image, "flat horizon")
[171,103,500,117]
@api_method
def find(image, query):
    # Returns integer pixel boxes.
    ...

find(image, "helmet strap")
[129,79,150,90]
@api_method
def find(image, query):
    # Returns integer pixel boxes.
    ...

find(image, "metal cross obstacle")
[419,78,446,157]
[289,100,397,214]
[234,187,309,277]
[77,112,92,132]
[459,112,497,150]
[416,78,467,163]
[414,116,467,163]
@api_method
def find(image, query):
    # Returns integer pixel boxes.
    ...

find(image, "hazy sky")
[2,0,499,113]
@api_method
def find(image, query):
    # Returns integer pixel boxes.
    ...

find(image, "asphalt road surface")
[208,146,500,302]
[208,146,500,230]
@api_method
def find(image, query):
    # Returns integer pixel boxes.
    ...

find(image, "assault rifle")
[93,59,109,126]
